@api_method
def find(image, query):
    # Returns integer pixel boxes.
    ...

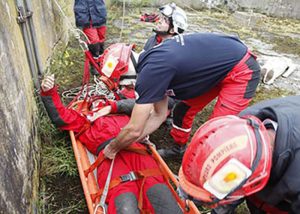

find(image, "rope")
[51,0,90,49]
[94,158,115,214]
[62,76,116,100]
[118,0,126,42]
[247,0,256,27]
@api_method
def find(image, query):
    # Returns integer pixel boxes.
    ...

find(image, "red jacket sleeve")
[40,86,89,133]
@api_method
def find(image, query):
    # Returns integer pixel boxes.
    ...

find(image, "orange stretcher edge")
[69,130,201,214]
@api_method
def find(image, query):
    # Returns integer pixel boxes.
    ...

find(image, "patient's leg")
[147,183,183,214]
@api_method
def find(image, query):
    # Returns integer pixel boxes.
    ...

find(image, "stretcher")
[69,130,201,214]
[67,42,201,213]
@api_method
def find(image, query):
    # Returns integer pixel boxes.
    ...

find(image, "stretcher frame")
[69,130,200,214]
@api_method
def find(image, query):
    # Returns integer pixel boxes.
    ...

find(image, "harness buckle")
[120,171,139,182]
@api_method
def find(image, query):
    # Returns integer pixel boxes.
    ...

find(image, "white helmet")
[159,3,188,34]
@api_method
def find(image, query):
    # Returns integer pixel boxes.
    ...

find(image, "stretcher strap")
[137,168,163,213]
[84,153,105,177]
[85,50,102,75]
[124,145,150,155]
[91,168,162,203]
[84,145,150,177]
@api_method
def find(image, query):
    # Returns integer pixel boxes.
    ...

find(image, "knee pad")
[114,192,139,214]
[147,183,183,214]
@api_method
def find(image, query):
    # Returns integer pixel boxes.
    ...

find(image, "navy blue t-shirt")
[135,33,248,104]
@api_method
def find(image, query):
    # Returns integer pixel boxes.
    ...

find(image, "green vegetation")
[38,37,85,213]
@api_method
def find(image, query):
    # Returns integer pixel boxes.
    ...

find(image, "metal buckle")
[120,171,138,182]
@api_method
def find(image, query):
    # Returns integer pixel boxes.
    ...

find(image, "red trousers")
[171,51,261,145]
[97,149,165,213]
[83,25,106,44]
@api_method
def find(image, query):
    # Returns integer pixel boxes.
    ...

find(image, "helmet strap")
[152,28,172,35]
[222,118,263,200]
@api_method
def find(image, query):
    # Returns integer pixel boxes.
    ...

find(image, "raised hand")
[41,74,55,92]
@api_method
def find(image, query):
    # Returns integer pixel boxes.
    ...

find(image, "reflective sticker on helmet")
[102,55,119,78]
[200,135,248,184]
[203,158,252,199]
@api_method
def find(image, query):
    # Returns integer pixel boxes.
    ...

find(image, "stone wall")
[0,0,73,213]
[122,0,300,19]
[237,0,300,19]
[187,0,300,19]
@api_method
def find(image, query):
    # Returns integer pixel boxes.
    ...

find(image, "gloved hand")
[41,74,55,92]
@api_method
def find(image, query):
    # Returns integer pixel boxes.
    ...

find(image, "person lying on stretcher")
[40,74,183,214]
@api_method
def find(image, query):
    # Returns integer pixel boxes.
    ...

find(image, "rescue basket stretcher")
[69,130,201,214]
[67,42,200,213]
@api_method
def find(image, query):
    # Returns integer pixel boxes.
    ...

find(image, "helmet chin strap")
[152,28,171,35]
[152,27,176,36]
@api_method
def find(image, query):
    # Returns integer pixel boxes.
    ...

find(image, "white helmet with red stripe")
[178,115,272,206]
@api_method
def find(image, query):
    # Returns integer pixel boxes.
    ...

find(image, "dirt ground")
[40,4,299,214]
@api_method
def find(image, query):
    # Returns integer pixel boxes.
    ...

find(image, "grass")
[38,35,85,213]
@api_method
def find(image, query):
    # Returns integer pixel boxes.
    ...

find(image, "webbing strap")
[124,146,150,155]
[85,50,102,75]
[84,153,105,177]
[85,145,150,177]
[99,75,117,91]
[91,168,162,202]
[130,51,138,71]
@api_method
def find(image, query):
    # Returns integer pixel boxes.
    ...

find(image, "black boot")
[88,42,103,58]
[158,144,187,159]
[99,42,104,55]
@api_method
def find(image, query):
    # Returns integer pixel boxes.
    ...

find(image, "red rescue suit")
[171,50,260,145]
[41,87,182,213]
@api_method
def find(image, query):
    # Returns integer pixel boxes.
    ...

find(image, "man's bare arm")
[137,96,168,141]
[103,96,168,159]
[103,102,153,158]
